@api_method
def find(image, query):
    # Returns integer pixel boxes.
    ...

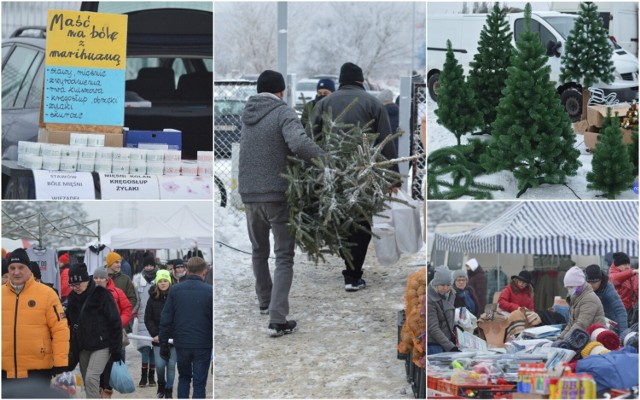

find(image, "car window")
[26,64,44,108]
[2,45,42,109]
[215,100,246,115]
[514,18,556,47]
[296,82,317,91]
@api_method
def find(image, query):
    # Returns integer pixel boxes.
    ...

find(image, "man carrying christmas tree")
[312,62,399,292]
[238,70,324,337]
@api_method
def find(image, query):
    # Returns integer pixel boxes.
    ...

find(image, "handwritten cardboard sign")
[32,170,96,200]
[44,10,127,126]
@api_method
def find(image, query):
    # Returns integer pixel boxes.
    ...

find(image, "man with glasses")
[426,267,459,354]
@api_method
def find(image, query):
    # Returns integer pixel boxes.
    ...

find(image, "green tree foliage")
[586,108,636,199]
[468,2,513,134]
[560,2,614,88]
[629,126,638,176]
[435,40,482,145]
[282,107,416,268]
[481,3,581,197]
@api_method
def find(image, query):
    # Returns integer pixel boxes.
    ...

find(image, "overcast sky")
[427,2,552,13]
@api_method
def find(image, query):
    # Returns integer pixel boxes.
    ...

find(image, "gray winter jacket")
[311,84,398,172]
[560,283,607,338]
[427,284,457,351]
[238,93,324,203]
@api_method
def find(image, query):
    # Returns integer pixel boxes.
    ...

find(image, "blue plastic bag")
[109,361,135,394]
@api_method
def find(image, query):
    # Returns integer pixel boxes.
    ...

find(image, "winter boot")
[164,387,173,399]
[102,388,113,399]
[139,365,148,387]
[156,383,165,398]
[148,366,157,387]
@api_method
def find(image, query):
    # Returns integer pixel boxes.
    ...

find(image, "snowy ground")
[213,205,425,399]
[427,97,639,200]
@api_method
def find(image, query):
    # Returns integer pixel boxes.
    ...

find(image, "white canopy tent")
[164,206,213,248]
[110,217,183,249]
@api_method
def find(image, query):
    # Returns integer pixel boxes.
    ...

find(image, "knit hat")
[155,269,172,286]
[8,248,30,267]
[186,256,207,273]
[93,268,108,280]
[143,255,156,268]
[105,252,121,267]
[317,78,335,92]
[257,70,285,94]
[613,252,631,267]
[563,327,590,352]
[173,259,185,269]
[621,324,638,349]
[511,270,534,286]
[58,253,70,265]
[339,62,364,84]
[28,262,41,280]
[452,269,468,281]
[563,266,585,287]
[584,264,603,283]
[378,89,394,103]
[431,266,452,286]
[581,341,611,358]
[586,324,620,350]
[465,258,479,272]
[68,263,90,284]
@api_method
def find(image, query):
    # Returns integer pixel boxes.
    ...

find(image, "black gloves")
[450,346,461,352]
[51,366,68,376]
[111,351,122,362]
[160,343,171,361]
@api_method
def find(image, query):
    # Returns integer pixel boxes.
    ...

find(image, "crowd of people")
[1,247,213,399]
[427,252,639,354]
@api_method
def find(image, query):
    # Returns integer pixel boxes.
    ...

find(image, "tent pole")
[497,253,501,298]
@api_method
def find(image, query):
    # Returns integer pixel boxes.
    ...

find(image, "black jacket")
[144,285,169,347]
[66,280,122,354]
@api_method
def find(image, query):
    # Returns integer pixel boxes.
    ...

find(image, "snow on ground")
[427,97,639,200]
[213,205,424,399]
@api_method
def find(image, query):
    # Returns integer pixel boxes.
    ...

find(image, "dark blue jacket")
[159,275,212,349]
[595,281,628,333]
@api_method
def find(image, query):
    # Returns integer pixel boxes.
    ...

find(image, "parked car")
[213,80,256,158]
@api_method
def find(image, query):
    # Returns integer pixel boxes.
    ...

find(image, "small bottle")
[582,374,597,399]
[517,363,525,393]
[567,374,580,399]
[549,377,559,399]
[522,364,532,394]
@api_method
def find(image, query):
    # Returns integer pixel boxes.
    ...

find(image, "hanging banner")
[99,173,160,199]
[158,176,213,199]
[32,170,96,200]
[43,10,127,126]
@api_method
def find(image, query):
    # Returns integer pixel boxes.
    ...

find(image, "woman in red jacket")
[498,270,535,312]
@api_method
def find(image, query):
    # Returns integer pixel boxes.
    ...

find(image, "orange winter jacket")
[2,276,70,378]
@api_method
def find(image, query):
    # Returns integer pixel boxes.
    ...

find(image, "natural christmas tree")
[560,2,614,119]
[468,2,513,134]
[481,3,581,197]
[586,108,635,199]
[435,40,482,145]
[629,126,638,176]
[282,105,419,267]
[427,139,504,199]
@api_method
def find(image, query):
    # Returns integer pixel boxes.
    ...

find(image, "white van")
[427,11,639,120]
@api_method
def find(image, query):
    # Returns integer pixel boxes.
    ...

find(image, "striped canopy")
[434,201,638,257]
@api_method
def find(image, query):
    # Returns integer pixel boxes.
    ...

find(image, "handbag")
[110,360,135,393]
[68,285,95,370]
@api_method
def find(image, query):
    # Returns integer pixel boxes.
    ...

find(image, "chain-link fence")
[213,80,426,212]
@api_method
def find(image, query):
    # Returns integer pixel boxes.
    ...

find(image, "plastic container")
[197,150,213,162]
[61,145,79,158]
[86,134,105,147]
[163,162,181,176]
[180,160,198,176]
[112,159,130,174]
[146,162,164,175]
[77,158,94,172]
[42,156,61,171]
[95,147,114,160]
[129,148,147,161]
[23,155,43,169]
[41,143,62,157]
[129,160,147,175]
[94,159,112,173]
[197,161,213,176]
[112,148,131,161]
[146,149,165,162]
[70,133,89,146]
[59,157,78,172]
[18,141,41,156]
[164,149,182,162]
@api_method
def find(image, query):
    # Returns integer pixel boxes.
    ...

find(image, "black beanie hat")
[257,70,285,94]
[613,252,631,267]
[8,248,30,267]
[28,261,42,280]
[339,62,364,84]
[143,255,156,268]
[68,263,89,284]
[585,264,602,283]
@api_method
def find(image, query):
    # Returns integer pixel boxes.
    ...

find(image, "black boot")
[148,366,157,387]
[164,387,173,399]
[139,366,148,387]
[156,383,165,398]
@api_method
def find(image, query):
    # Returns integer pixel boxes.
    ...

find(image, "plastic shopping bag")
[372,205,400,266]
[110,360,135,394]
[389,190,423,254]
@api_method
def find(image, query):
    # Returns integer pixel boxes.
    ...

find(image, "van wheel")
[560,88,582,122]
[428,73,440,102]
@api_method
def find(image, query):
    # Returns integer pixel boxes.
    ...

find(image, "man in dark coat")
[312,62,399,292]
[159,257,212,399]
[465,258,487,314]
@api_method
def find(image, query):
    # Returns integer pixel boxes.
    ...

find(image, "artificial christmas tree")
[283,106,419,267]
[586,108,635,199]
[560,2,615,119]
[468,2,513,135]
[481,3,581,197]
[435,40,482,145]
[629,126,638,176]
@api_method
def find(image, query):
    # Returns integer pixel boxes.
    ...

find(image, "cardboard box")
[583,126,633,151]
[37,128,123,147]
[124,129,182,150]
[586,103,631,128]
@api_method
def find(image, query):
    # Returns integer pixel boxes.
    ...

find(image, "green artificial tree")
[481,3,581,197]
[560,2,615,119]
[468,2,513,134]
[427,139,504,199]
[282,105,420,267]
[586,108,635,198]
[435,40,482,145]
